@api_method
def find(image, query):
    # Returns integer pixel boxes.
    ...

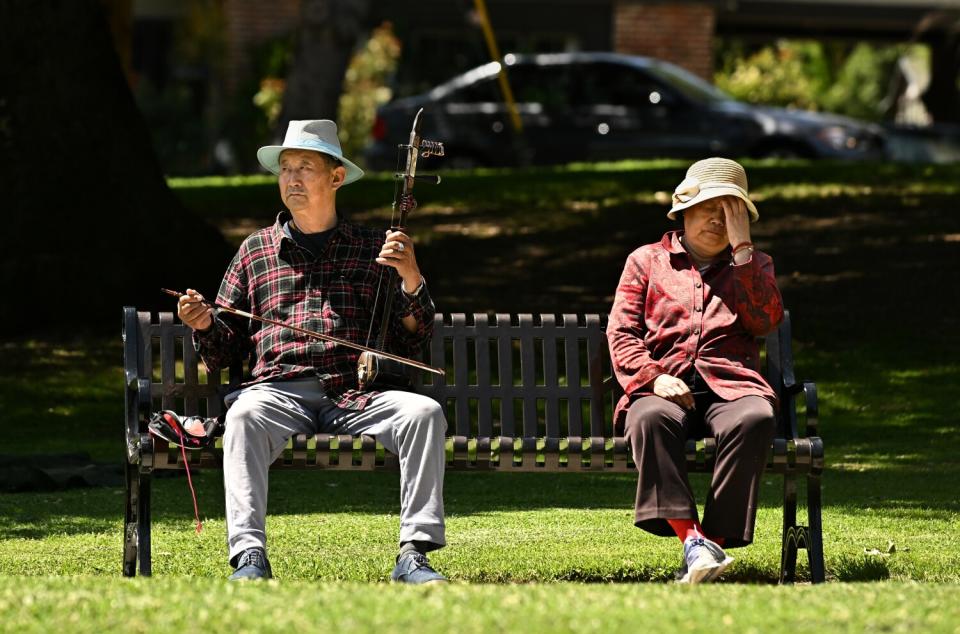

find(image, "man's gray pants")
[223,378,447,564]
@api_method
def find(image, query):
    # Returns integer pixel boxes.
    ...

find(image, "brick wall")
[223,0,300,93]
[613,1,716,80]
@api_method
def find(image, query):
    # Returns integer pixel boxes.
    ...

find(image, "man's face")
[278,149,345,211]
[682,197,731,256]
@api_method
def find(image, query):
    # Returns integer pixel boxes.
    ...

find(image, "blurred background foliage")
[249,21,401,163]
[715,39,929,122]
[336,22,402,160]
[250,21,401,160]
[134,12,400,176]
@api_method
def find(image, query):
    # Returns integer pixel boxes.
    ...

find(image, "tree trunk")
[275,0,370,139]
[0,0,231,331]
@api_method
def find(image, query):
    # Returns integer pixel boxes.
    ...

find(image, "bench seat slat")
[150,435,819,474]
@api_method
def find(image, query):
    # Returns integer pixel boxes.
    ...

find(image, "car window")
[574,62,672,107]
[643,62,731,104]
[447,76,500,103]
[505,63,575,109]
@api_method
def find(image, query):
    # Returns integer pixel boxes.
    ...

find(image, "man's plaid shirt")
[194,212,435,410]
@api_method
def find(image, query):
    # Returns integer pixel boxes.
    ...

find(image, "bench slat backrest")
[136,310,232,419]
[416,314,619,438]
[129,309,785,438]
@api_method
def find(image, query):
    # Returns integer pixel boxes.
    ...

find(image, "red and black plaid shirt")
[194,212,435,410]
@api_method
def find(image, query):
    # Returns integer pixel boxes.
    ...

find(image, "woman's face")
[682,197,731,257]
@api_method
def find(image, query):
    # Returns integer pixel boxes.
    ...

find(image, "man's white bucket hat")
[257,119,364,185]
[668,157,759,222]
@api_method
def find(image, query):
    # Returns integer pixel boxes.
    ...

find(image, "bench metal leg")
[137,470,152,577]
[806,473,826,583]
[123,460,138,577]
[780,473,799,583]
[779,471,827,584]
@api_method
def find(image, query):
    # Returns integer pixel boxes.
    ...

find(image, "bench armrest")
[800,381,819,437]
[123,307,152,465]
[786,380,819,437]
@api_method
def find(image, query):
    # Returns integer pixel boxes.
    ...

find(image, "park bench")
[122,307,824,582]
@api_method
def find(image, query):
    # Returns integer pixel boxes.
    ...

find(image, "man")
[178,120,448,583]
[607,157,783,583]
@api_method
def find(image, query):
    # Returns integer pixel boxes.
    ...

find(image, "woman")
[607,157,784,584]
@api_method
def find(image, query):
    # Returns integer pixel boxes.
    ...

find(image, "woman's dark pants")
[624,393,775,547]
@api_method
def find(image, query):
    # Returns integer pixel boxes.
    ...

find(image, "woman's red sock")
[666,519,725,546]
[667,518,703,543]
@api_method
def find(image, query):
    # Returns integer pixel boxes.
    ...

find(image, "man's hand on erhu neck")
[377,229,422,292]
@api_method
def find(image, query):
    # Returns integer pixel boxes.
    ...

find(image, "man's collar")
[270,211,288,247]
[272,210,352,247]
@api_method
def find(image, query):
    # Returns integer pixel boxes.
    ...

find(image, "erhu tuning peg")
[420,140,444,158]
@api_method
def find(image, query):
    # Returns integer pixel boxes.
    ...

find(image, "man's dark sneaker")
[229,548,272,581]
[390,551,448,584]
[675,536,733,584]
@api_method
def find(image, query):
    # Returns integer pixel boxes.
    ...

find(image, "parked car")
[365,52,887,168]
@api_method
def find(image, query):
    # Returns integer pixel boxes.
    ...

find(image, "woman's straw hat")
[668,157,758,222]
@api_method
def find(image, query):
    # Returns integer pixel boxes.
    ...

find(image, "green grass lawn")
[2,578,957,633]
[1,160,959,631]
[1,465,958,582]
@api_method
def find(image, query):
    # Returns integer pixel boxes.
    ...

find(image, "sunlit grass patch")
[2,577,959,633]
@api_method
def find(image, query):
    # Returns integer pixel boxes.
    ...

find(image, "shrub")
[715,40,826,111]
[715,39,917,122]
[337,22,402,161]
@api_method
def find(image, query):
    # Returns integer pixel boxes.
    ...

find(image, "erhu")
[357,107,445,390]
[161,289,445,379]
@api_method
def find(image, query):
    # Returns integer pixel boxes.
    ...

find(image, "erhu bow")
[161,289,444,378]
[357,107,445,390]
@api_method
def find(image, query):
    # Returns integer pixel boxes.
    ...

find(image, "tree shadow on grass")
[0,488,122,540]
[197,161,960,320]
[179,161,960,346]
[381,189,959,326]
[0,470,749,539]
[3,458,950,543]
[795,344,960,514]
